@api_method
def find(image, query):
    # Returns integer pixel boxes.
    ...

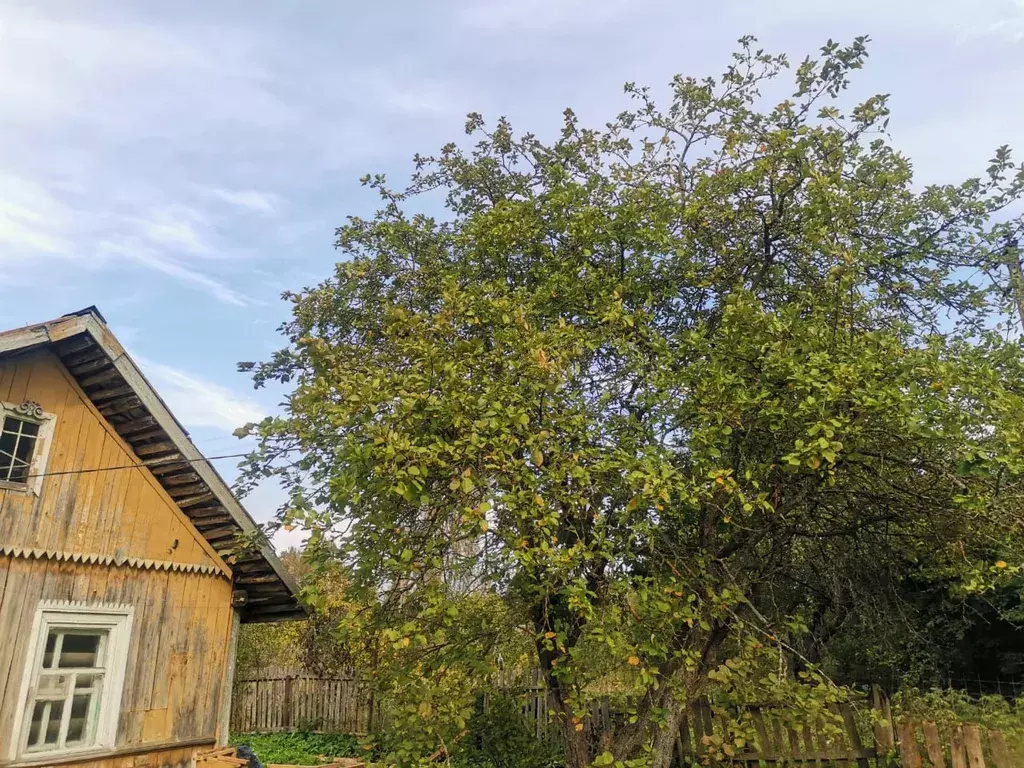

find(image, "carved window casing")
[0,400,56,495]
[8,603,134,761]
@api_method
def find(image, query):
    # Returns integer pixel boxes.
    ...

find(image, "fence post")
[921,721,946,768]
[988,729,1012,768]
[871,685,896,755]
[962,725,985,768]
[284,675,294,730]
[951,725,968,768]
[899,720,922,768]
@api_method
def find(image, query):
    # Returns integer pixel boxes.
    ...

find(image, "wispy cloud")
[0,175,73,257]
[101,239,253,307]
[458,0,634,31]
[135,356,265,433]
[208,188,282,215]
[0,173,254,305]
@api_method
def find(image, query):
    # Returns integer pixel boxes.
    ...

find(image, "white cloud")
[139,208,211,254]
[458,0,633,30]
[208,188,282,215]
[0,175,73,257]
[135,356,265,432]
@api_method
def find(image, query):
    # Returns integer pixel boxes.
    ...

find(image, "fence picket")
[922,721,946,768]
[228,673,1016,768]
[963,725,985,768]
[951,725,968,768]
[988,728,1012,768]
[900,720,922,768]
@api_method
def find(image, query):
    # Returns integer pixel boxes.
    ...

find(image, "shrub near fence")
[231,668,378,734]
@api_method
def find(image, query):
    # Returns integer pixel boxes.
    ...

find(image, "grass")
[230,731,361,765]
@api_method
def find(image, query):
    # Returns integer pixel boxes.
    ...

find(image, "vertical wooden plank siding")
[0,351,226,572]
[0,555,233,755]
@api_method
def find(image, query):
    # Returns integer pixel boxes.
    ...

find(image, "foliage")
[230,731,360,765]
[453,695,564,768]
[239,35,1024,768]
[893,689,1024,753]
[236,550,372,679]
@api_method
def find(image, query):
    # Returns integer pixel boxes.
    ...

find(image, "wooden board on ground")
[267,761,363,768]
[197,745,249,768]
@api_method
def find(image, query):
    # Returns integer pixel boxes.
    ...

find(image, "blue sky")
[2,0,1024,547]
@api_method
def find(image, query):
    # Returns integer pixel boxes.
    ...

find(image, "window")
[0,401,55,494]
[0,415,40,484]
[10,604,133,760]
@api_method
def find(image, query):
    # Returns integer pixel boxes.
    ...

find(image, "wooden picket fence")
[513,684,1021,767]
[231,668,378,734]
[231,670,1020,766]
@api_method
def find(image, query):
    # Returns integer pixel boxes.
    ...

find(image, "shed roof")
[0,307,304,623]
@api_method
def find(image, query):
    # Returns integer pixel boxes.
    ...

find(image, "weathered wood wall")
[44,742,208,768]
[0,350,237,763]
[0,556,235,753]
[0,351,227,571]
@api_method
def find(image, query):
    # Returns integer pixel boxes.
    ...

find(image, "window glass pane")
[20,420,39,437]
[75,673,100,690]
[58,633,103,668]
[66,694,92,743]
[36,673,70,698]
[43,699,64,744]
[42,632,58,668]
[1,415,18,434]
[15,432,35,463]
[27,701,45,746]
[8,461,29,483]
[0,429,16,482]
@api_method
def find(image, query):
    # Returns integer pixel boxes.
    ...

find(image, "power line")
[23,451,258,480]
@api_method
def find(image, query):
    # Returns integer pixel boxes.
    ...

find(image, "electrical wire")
[22,451,258,480]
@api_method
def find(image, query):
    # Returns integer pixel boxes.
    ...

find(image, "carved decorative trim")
[12,401,45,420]
[0,545,229,577]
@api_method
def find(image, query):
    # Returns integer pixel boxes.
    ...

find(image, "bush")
[453,695,563,768]
[230,731,361,765]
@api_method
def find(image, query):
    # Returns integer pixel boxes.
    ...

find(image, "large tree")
[240,38,1024,767]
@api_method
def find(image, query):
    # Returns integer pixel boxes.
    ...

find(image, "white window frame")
[7,602,134,762]
[0,400,56,496]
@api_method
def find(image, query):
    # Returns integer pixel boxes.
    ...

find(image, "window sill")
[0,480,32,494]
[1,737,215,768]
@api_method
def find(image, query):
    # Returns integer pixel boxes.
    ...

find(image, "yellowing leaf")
[545,632,557,639]
[628,656,640,666]
[531,448,544,467]
[996,560,1008,569]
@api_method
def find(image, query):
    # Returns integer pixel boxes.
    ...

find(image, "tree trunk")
[649,699,684,768]
[561,716,590,768]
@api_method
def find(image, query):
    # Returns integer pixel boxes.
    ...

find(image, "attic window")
[1,414,40,484]
[0,401,55,493]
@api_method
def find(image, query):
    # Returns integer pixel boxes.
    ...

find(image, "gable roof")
[0,307,304,623]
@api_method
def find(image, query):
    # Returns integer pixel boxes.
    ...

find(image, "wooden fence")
[231,669,377,734]
[232,672,1020,766]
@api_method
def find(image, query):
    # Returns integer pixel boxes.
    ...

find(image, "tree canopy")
[240,37,1024,767]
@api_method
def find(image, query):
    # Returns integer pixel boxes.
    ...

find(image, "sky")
[2,0,1024,550]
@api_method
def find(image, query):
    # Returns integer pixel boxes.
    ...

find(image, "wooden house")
[0,308,304,768]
